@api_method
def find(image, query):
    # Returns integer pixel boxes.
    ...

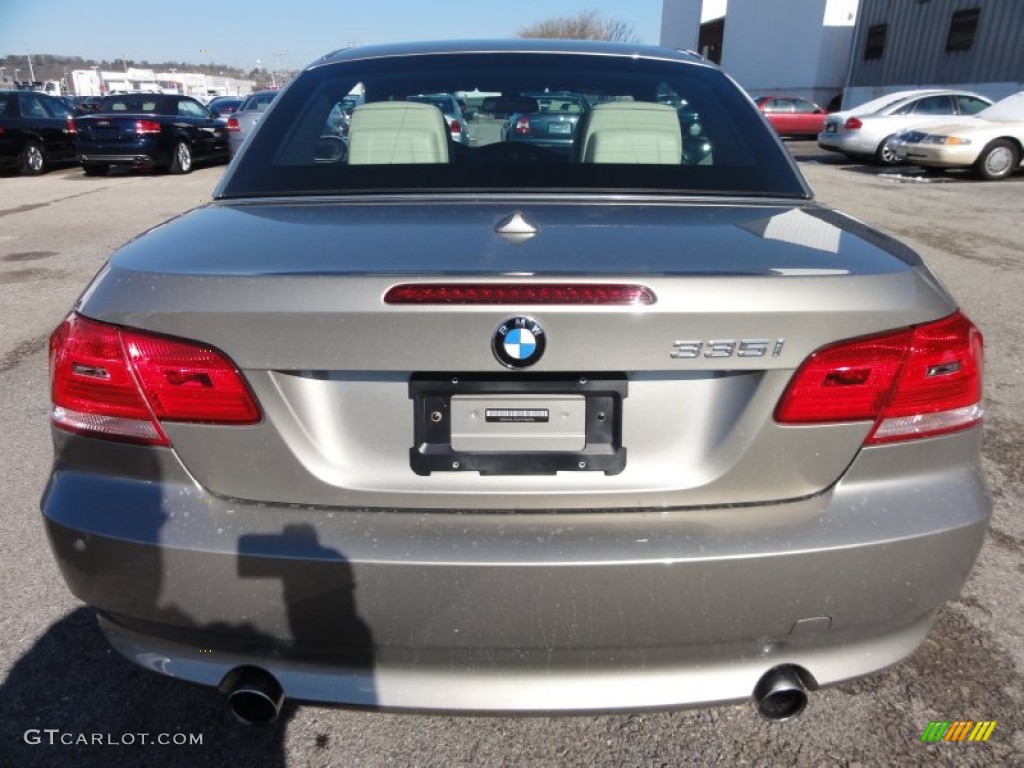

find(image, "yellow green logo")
[921,721,996,743]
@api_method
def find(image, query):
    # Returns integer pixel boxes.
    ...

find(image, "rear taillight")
[227,117,240,132]
[66,117,77,135]
[844,116,863,130]
[775,312,982,444]
[515,115,530,135]
[49,314,260,446]
[135,119,161,134]
[450,119,463,136]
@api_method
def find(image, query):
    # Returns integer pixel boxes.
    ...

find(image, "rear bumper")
[42,429,989,712]
[95,611,938,712]
[78,152,164,168]
[817,131,875,155]
[892,143,977,168]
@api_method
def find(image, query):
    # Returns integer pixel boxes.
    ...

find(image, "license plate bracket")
[409,374,627,475]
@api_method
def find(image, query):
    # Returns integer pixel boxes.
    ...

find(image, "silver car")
[407,93,470,145]
[818,89,992,165]
[227,89,279,156]
[43,40,989,726]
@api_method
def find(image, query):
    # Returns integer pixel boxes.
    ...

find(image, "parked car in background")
[323,94,365,142]
[891,91,1024,180]
[502,92,591,155]
[0,90,76,175]
[407,93,470,145]
[754,96,828,138]
[72,93,229,175]
[818,89,993,165]
[207,96,245,119]
[227,89,279,156]
[42,40,989,727]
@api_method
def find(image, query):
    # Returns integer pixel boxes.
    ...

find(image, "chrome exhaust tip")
[224,666,284,725]
[753,665,809,721]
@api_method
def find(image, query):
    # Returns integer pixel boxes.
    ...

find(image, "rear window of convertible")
[221,52,806,199]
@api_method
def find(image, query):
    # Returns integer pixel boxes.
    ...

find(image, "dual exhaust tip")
[222,663,811,725]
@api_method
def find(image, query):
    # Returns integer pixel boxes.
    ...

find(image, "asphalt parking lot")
[0,148,1022,767]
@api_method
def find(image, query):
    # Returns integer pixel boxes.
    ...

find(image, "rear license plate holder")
[409,374,627,475]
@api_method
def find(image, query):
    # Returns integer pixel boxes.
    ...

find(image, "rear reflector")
[775,312,982,444]
[384,283,656,305]
[49,314,260,446]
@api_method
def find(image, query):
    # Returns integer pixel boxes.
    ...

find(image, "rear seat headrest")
[578,102,682,164]
[347,101,450,165]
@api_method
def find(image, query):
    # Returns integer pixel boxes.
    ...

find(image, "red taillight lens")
[49,314,260,446]
[775,312,982,444]
[450,119,462,135]
[67,117,77,135]
[515,115,530,135]
[135,119,161,134]
[844,116,863,130]
[227,117,240,131]
[384,283,657,305]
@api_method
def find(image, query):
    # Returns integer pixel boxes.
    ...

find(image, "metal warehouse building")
[661,0,1023,109]
[846,0,1024,105]
[661,0,859,107]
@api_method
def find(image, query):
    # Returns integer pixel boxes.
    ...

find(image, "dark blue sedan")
[72,94,229,175]
[0,90,77,175]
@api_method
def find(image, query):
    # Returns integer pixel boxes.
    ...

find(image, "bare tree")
[517,9,640,43]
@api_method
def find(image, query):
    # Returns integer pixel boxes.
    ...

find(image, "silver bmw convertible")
[42,40,989,724]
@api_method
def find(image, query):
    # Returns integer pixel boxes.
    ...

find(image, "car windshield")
[977,91,1024,122]
[407,94,458,115]
[241,92,278,112]
[527,93,588,114]
[221,51,806,199]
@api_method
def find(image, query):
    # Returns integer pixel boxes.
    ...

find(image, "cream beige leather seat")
[578,102,682,164]
[347,101,449,164]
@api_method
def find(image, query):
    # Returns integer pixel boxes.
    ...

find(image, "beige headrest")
[579,102,682,164]
[347,101,449,165]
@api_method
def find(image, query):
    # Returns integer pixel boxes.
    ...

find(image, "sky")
[0,0,666,74]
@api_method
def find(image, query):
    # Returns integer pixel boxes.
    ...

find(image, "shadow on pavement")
[0,607,295,768]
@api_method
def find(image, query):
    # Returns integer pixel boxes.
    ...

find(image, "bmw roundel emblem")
[493,316,546,369]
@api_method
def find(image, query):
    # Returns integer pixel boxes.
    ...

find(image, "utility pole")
[273,49,287,87]
[27,51,35,82]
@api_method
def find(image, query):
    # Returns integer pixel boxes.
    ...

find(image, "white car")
[818,89,992,165]
[891,91,1024,180]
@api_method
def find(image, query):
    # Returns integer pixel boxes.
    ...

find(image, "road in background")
[0,158,1021,766]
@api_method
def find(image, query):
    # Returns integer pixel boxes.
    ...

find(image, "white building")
[70,68,254,100]
[661,0,861,107]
